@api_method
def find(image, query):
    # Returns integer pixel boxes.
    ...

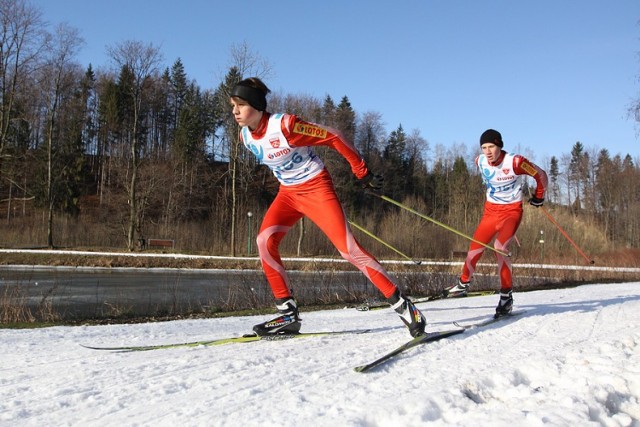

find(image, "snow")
[1,281,639,427]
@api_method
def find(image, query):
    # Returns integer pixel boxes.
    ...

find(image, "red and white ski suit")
[240,112,398,300]
[461,151,548,290]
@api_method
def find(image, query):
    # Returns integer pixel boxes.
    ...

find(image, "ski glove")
[359,172,384,192]
[528,196,544,207]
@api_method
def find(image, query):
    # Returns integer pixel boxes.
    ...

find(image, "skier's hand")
[359,172,383,193]
[528,196,544,208]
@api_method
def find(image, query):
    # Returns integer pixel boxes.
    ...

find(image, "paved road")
[0,264,564,320]
[0,266,373,318]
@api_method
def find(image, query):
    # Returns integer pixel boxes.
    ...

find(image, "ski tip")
[79,343,135,352]
[80,343,113,350]
[353,328,464,373]
[432,328,465,338]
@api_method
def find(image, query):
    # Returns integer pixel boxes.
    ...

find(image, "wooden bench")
[146,238,175,249]
[451,250,467,259]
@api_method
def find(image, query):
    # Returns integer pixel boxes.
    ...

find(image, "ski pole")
[367,192,511,257]
[348,220,422,265]
[537,206,595,265]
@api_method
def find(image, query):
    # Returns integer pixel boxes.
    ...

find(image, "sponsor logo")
[265,320,284,328]
[267,148,291,160]
[497,176,514,181]
[502,168,511,175]
[520,161,537,176]
[269,137,281,148]
[293,123,327,138]
[264,316,294,328]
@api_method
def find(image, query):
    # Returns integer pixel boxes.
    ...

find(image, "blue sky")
[33,0,639,165]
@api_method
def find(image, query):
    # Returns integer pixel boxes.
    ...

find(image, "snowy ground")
[1,281,639,427]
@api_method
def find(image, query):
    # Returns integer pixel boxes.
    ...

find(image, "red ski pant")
[460,201,523,290]
[256,170,398,300]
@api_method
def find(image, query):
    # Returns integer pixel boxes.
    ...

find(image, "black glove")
[528,196,544,207]
[359,172,384,192]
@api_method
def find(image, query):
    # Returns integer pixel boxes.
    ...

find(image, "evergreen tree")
[620,154,639,247]
[173,84,207,167]
[428,159,450,217]
[569,141,588,213]
[595,149,616,238]
[328,96,358,205]
[383,124,408,200]
[320,95,336,125]
[548,156,560,204]
[449,156,473,228]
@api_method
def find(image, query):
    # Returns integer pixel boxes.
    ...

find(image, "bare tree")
[629,36,640,139]
[219,42,272,256]
[0,0,46,207]
[355,111,385,165]
[405,128,430,200]
[39,23,83,248]
[107,40,162,250]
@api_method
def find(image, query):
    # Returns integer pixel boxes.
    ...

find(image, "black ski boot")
[443,279,470,298]
[253,298,301,336]
[387,290,427,337]
[494,289,513,318]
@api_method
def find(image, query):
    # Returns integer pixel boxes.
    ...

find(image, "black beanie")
[230,84,267,111]
[479,129,503,148]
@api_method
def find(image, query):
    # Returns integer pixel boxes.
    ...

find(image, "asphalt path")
[0,266,374,318]
[4,248,630,320]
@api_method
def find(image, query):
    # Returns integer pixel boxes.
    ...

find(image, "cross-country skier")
[444,129,548,316]
[229,77,426,337]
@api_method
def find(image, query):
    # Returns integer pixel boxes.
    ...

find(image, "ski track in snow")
[1,282,639,426]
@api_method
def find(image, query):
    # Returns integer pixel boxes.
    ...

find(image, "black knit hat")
[479,129,503,148]
[230,83,267,111]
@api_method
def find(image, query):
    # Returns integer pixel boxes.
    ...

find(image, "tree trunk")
[46,112,55,249]
[297,218,305,256]
[127,106,139,250]
[230,135,238,257]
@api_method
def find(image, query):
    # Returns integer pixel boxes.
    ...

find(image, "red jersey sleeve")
[280,114,369,179]
[513,155,548,199]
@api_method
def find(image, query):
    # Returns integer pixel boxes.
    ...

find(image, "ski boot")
[494,289,513,318]
[253,298,301,336]
[387,289,427,337]
[443,279,470,298]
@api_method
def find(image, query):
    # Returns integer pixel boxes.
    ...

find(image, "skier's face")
[230,97,262,130]
[481,143,501,163]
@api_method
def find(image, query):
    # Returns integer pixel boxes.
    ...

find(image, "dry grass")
[1,206,639,325]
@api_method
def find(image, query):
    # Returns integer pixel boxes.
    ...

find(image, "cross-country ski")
[354,328,465,372]
[453,310,527,329]
[82,328,372,352]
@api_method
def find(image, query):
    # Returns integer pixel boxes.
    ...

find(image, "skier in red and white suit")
[445,129,548,316]
[229,77,426,337]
